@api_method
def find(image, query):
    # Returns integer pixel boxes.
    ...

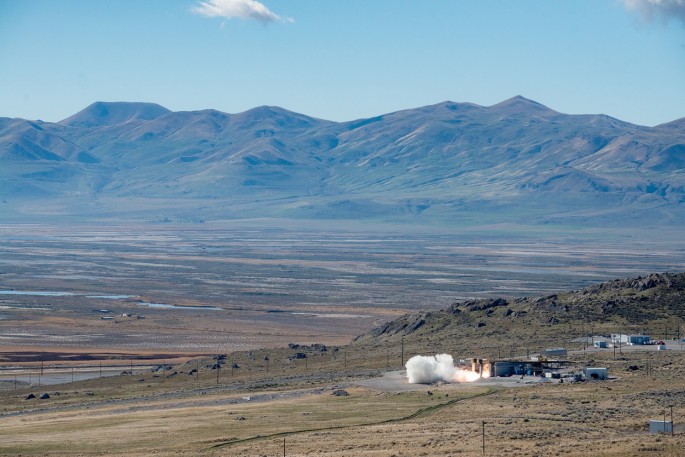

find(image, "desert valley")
[2,1,685,454]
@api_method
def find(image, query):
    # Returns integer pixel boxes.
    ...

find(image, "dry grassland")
[1,349,684,456]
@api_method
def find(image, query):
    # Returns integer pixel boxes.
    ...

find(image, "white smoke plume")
[622,0,685,25]
[405,354,481,384]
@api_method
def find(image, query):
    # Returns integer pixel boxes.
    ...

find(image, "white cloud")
[622,0,685,25]
[191,0,292,24]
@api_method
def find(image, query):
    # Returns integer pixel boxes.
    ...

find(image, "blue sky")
[1,0,684,126]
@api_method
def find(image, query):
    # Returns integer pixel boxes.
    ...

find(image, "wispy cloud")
[191,0,292,24]
[622,0,685,25]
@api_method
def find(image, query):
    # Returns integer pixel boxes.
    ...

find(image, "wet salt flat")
[0,290,75,297]
[1,291,136,300]
[136,302,222,311]
[291,312,371,319]
[1,224,684,353]
[0,291,221,311]
[86,295,135,299]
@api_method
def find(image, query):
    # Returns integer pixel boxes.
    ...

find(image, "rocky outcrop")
[358,272,685,345]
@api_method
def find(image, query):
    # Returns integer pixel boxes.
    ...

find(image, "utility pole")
[671,405,674,436]
[482,421,486,455]
[401,338,405,366]
[283,437,286,457]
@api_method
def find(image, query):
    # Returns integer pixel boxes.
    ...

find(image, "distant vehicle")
[656,340,665,345]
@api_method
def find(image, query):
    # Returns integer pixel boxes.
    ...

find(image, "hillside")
[1,97,684,227]
[353,272,685,357]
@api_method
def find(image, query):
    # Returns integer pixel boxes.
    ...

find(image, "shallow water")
[0,290,74,297]
[136,302,222,311]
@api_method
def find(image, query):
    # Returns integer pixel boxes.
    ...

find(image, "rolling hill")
[1,97,683,226]
[352,272,685,357]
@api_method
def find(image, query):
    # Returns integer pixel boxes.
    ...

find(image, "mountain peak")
[233,105,332,129]
[655,117,685,130]
[490,96,556,115]
[59,101,171,128]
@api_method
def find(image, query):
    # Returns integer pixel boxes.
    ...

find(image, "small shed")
[649,420,673,434]
[542,347,567,358]
[583,367,608,380]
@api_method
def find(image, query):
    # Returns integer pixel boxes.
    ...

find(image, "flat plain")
[2,222,683,354]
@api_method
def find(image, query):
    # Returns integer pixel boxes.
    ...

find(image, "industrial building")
[491,360,545,377]
[611,334,650,345]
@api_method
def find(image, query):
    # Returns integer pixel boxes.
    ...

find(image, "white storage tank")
[649,420,673,434]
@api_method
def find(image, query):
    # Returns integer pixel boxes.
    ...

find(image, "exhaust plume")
[405,354,482,384]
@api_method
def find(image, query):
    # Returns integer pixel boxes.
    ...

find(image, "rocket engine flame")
[405,354,489,384]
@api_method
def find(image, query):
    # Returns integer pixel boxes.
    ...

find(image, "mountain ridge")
[1,97,683,226]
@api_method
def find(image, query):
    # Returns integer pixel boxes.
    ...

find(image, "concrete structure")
[611,334,650,345]
[492,361,544,377]
[492,361,518,377]
[583,367,608,380]
[649,420,673,434]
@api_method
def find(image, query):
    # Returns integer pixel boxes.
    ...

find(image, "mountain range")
[1,96,683,226]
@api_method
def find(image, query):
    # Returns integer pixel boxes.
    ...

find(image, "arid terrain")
[2,222,683,355]
[1,343,684,456]
[1,223,685,456]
